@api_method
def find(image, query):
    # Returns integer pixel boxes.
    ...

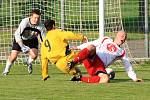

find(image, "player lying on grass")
[41,19,88,81]
[2,9,45,75]
[68,31,143,83]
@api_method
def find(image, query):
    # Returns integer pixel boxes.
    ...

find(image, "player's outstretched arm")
[70,46,78,50]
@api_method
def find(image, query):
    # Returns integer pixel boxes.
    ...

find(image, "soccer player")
[69,31,143,83]
[2,9,45,75]
[41,19,88,81]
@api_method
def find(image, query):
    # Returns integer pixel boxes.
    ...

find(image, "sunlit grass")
[0,63,150,100]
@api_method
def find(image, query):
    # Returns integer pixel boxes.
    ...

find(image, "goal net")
[0,0,144,66]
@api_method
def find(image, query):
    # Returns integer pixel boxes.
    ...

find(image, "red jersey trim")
[120,50,126,58]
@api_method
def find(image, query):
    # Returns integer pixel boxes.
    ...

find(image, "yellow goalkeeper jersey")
[41,29,84,63]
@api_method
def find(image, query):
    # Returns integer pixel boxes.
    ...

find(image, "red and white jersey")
[77,36,137,81]
[96,37,125,67]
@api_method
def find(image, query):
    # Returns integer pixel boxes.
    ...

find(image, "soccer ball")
[106,68,115,80]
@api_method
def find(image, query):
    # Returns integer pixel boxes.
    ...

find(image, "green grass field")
[0,63,150,100]
[0,1,150,99]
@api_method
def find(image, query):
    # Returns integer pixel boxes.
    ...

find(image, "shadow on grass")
[1,73,41,76]
[110,78,150,83]
[110,79,132,83]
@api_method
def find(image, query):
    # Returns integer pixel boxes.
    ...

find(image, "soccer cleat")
[70,75,82,81]
[43,76,50,81]
[109,71,115,80]
[2,71,9,76]
[67,61,76,70]
[27,63,33,74]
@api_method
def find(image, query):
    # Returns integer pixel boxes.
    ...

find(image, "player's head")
[44,19,55,31]
[30,9,41,25]
[114,31,127,46]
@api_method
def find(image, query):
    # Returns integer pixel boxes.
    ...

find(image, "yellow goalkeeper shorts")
[55,51,78,75]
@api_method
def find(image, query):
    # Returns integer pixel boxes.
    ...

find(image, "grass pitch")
[0,63,150,100]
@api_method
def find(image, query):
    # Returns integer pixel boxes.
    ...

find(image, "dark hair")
[31,9,41,16]
[44,19,55,31]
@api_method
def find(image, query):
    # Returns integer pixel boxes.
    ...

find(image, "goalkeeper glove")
[21,45,30,54]
[17,40,30,53]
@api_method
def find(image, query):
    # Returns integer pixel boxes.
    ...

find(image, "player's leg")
[27,48,38,74]
[97,72,109,83]
[41,58,49,81]
[68,44,96,69]
[80,55,109,83]
[28,48,38,63]
[73,44,96,63]
[80,73,109,83]
[2,50,20,75]
[70,66,82,81]
[68,45,96,81]
[77,58,101,83]
[2,40,21,75]
[40,43,50,81]
[55,51,82,79]
[56,59,78,74]
[25,37,38,74]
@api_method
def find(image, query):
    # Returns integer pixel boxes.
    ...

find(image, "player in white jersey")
[2,9,45,75]
[68,31,143,83]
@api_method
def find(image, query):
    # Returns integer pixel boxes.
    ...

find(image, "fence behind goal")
[0,0,149,65]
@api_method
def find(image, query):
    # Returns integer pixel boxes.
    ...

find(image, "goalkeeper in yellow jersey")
[41,19,88,81]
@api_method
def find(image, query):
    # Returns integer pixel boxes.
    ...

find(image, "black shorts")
[95,71,107,75]
[12,37,39,51]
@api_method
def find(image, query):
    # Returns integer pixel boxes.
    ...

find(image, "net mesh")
[0,0,146,66]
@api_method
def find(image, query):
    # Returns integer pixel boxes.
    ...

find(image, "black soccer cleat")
[27,63,33,74]
[43,76,50,81]
[70,75,82,81]
[109,71,115,80]
[67,61,76,70]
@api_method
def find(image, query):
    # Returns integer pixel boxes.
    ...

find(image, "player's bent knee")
[86,45,96,51]
[30,53,38,59]
[29,49,38,59]
[86,45,96,57]
[9,56,17,63]
[9,50,19,62]
[99,74,109,83]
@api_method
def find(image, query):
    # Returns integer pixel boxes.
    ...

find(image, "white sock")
[28,56,34,64]
[3,59,12,73]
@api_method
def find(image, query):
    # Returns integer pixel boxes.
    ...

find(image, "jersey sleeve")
[76,36,108,50]
[121,52,137,81]
[62,31,84,40]
[14,19,28,42]
[37,24,46,42]
[77,39,101,50]
[41,27,46,38]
